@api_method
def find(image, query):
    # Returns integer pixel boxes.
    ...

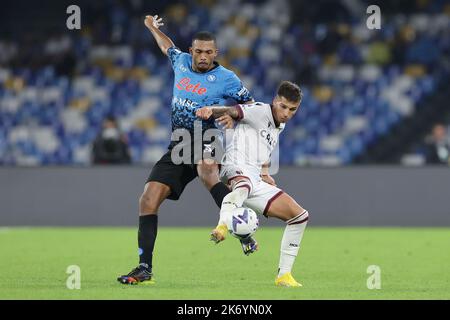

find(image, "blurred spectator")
[0,41,17,64]
[1,0,449,166]
[92,116,131,164]
[424,124,450,165]
[338,36,362,65]
[366,40,392,65]
[406,35,441,68]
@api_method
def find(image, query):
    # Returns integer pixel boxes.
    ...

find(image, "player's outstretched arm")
[144,15,175,56]
[196,106,239,120]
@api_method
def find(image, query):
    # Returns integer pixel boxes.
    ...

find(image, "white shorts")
[220,165,284,217]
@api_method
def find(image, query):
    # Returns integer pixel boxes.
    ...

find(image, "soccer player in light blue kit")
[118,15,254,285]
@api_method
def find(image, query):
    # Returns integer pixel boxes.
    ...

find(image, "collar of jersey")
[270,104,282,129]
[188,59,221,74]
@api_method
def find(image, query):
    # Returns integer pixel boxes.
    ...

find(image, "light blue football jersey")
[167,46,253,133]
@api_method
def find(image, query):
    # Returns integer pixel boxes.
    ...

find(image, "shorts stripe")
[227,175,254,191]
[227,175,251,184]
[234,183,252,194]
[263,190,284,217]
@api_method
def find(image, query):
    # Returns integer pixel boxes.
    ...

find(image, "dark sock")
[210,182,231,208]
[138,215,158,270]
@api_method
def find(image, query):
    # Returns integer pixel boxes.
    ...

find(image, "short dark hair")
[277,81,302,103]
[192,31,216,45]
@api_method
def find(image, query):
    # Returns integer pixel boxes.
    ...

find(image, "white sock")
[219,181,251,225]
[278,210,309,277]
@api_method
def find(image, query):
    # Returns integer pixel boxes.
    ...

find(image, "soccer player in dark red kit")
[118,15,254,285]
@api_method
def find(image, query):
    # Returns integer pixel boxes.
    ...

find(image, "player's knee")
[198,160,218,176]
[197,160,219,187]
[230,178,252,192]
[139,193,160,214]
[139,182,170,214]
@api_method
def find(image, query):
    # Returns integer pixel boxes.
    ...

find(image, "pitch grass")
[0,227,449,300]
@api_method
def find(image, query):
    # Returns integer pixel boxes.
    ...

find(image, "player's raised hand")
[216,115,235,129]
[144,15,164,30]
[196,107,212,120]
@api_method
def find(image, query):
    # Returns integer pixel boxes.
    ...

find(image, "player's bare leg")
[118,181,171,285]
[266,193,309,287]
[210,177,251,244]
[197,158,220,190]
[197,159,231,208]
[138,181,171,268]
[139,181,171,215]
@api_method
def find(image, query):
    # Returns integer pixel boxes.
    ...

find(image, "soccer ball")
[226,207,259,240]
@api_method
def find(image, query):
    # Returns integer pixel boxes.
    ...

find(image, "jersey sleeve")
[167,46,184,69]
[224,73,253,103]
[234,102,268,128]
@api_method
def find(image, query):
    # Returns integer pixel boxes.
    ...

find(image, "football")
[226,207,259,240]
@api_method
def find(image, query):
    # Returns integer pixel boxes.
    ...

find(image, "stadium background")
[1,0,449,226]
[0,0,449,300]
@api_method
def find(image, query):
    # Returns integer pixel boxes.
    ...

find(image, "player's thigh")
[196,159,220,189]
[146,151,196,200]
[243,182,305,222]
[242,182,281,216]
[266,193,305,222]
[220,165,256,190]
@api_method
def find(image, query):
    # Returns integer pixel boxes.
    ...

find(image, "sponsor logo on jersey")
[179,65,187,72]
[172,96,197,108]
[206,74,216,82]
[176,77,208,95]
[260,129,277,147]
